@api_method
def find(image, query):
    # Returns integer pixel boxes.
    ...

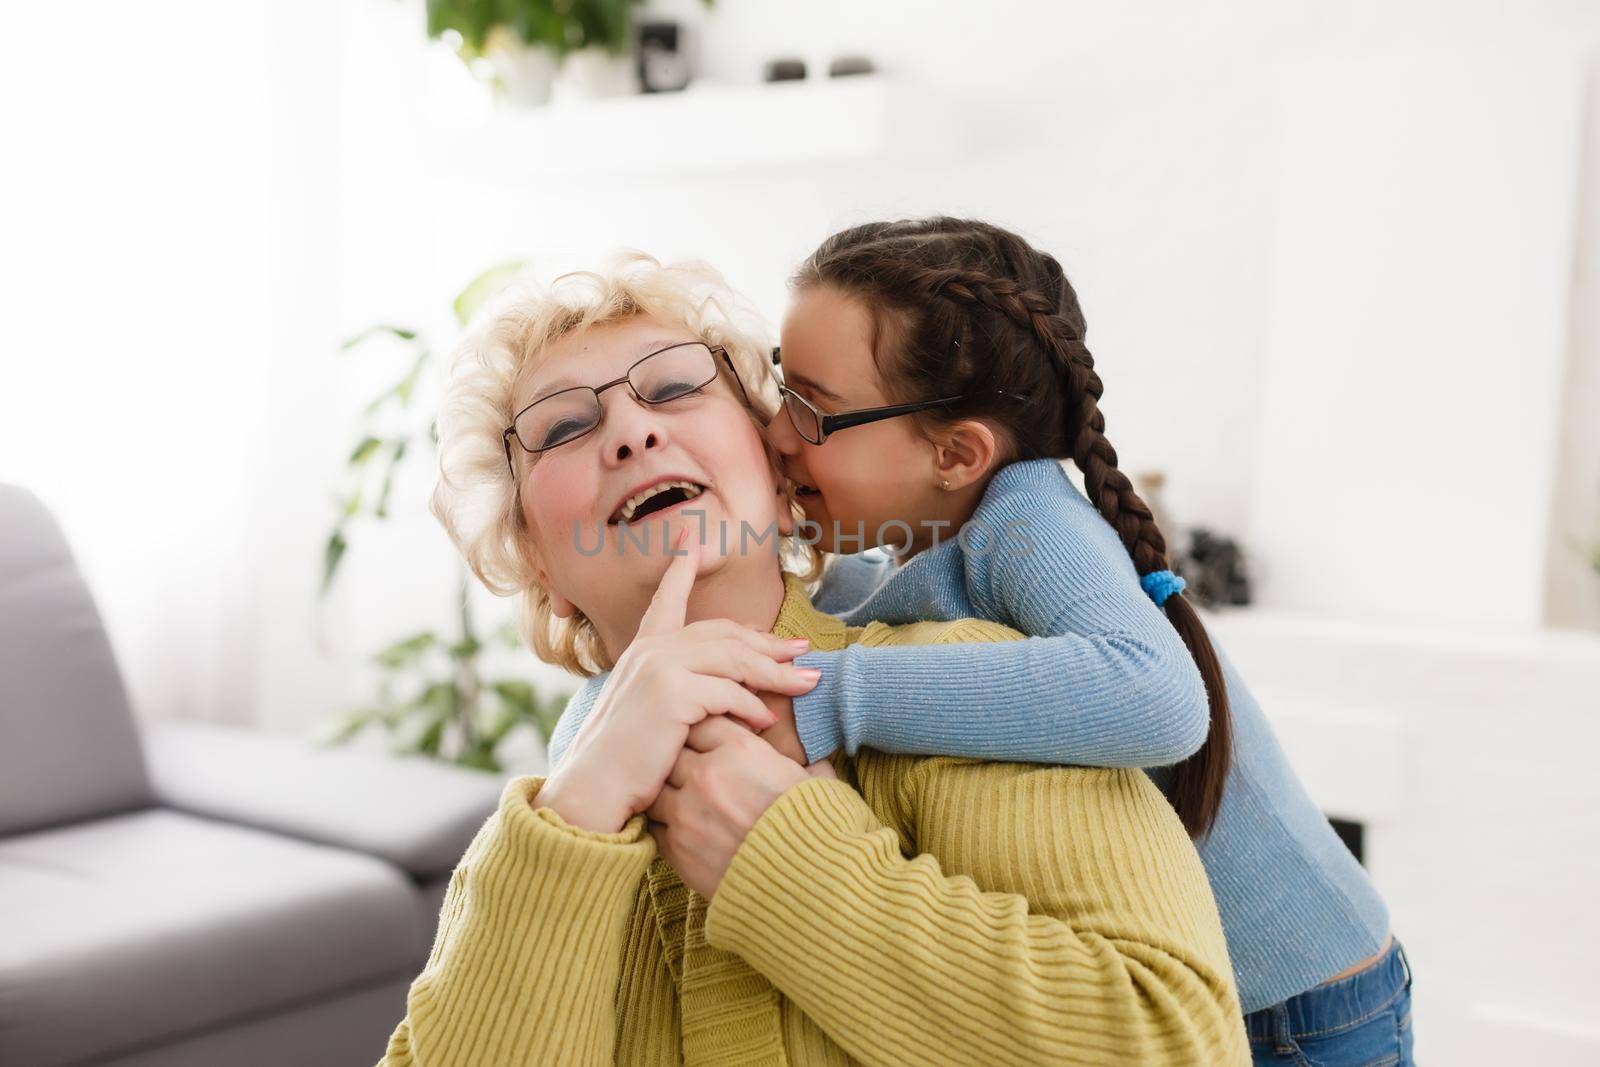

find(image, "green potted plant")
[316,262,570,771]
[426,0,642,106]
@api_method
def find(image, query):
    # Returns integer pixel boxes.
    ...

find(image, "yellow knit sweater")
[378,575,1248,1066]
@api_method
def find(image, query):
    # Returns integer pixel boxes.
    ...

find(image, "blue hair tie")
[1141,569,1186,607]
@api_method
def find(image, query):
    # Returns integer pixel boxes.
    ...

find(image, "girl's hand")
[647,716,837,898]
[535,531,822,834]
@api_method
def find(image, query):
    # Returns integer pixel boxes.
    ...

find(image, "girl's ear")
[931,418,1001,492]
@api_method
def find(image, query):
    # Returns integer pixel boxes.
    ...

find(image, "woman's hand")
[756,691,810,766]
[535,530,822,834]
[647,716,836,898]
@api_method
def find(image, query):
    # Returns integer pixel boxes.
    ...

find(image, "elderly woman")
[379,256,1249,1066]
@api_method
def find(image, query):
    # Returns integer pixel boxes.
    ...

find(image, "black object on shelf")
[764,57,807,82]
[1328,817,1365,866]
[638,21,691,94]
[828,55,876,78]
[1174,527,1253,608]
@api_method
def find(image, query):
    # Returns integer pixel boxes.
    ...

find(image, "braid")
[796,218,1234,838]
[864,260,1174,580]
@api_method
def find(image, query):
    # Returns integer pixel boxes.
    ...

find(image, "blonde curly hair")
[429,252,819,676]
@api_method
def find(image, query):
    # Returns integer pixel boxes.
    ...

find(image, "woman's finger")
[684,675,775,732]
[680,617,810,662]
[685,715,752,752]
[646,783,681,823]
[647,821,672,862]
[666,747,705,789]
[636,528,698,639]
[675,639,820,697]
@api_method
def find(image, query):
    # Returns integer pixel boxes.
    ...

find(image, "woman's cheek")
[528,465,596,547]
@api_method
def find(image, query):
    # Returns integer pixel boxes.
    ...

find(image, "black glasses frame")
[776,384,969,446]
[502,341,744,476]
[770,344,1026,446]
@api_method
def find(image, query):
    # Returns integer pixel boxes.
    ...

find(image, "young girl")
[551,219,1414,1065]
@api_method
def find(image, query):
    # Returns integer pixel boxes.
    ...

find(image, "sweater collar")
[771,572,852,651]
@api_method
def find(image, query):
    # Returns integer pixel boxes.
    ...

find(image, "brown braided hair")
[792,217,1232,838]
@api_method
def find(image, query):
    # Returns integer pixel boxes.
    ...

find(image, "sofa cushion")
[143,721,503,880]
[0,484,154,836]
[0,807,428,1066]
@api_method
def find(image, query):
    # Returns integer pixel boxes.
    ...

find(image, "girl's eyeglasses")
[776,385,971,446]
[770,345,1023,446]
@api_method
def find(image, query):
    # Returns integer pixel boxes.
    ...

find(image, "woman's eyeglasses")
[502,341,743,475]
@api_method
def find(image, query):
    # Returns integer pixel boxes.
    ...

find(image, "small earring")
[940,479,951,491]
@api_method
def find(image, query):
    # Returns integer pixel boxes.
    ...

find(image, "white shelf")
[442,76,960,179]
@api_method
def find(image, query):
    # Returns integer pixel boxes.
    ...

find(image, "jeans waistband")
[1246,939,1412,1041]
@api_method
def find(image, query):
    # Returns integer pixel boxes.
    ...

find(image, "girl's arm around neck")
[791,463,1208,766]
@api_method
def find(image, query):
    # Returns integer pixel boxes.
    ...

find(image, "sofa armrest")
[141,721,504,880]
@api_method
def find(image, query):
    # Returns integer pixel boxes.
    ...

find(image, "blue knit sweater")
[547,458,1391,1012]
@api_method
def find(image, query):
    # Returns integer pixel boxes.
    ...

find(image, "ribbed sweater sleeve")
[704,767,1248,1066]
[377,775,659,1067]
[791,459,1209,767]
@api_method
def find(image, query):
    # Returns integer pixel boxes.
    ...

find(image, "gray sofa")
[0,484,505,1066]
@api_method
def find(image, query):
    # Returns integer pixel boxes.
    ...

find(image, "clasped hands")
[534,531,833,899]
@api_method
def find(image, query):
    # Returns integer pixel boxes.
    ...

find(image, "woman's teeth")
[616,480,705,523]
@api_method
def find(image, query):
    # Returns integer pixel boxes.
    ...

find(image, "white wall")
[0,1,278,726]
[1252,46,1585,627]
[1546,59,1600,631]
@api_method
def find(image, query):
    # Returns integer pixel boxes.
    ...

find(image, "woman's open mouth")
[607,479,708,525]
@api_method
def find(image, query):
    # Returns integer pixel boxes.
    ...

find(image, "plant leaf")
[364,350,432,416]
[396,350,429,407]
[313,707,379,746]
[482,700,522,744]
[348,435,383,465]
[340,324,418,352]
[453,261,527,327]
[415,716,446,756]
[416,680,458,714]
[374,631,439,668]
[493,680,535,713]
[456,741,500,772]
[321,529,347,595]
[374,440,407,519]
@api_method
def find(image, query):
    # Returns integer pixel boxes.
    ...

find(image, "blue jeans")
[1246,938,1415,1066]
